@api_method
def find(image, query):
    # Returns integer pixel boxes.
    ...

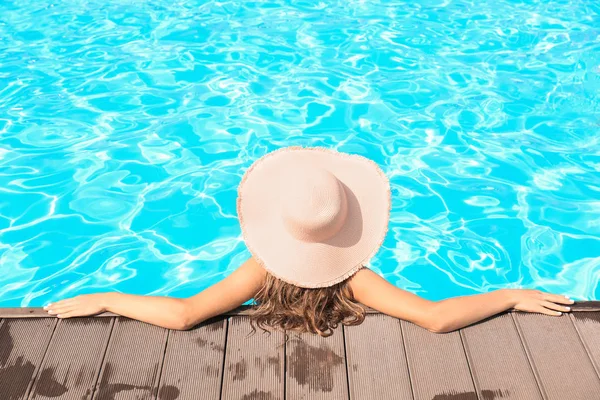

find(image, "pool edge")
[1,301,598,318]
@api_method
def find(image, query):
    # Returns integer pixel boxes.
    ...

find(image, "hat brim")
[237,146,391,288]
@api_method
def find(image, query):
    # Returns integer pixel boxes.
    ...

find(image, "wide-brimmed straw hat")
[236,146,391,288]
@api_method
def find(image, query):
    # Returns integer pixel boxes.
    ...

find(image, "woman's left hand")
[44,294,110,318]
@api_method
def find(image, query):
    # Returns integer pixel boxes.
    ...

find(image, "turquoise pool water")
[1,0,599,308]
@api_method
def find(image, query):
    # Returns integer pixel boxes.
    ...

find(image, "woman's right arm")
[348,267,574,333]
[45,257,267,330]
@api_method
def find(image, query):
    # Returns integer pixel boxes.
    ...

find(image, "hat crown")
[280,166,348,242]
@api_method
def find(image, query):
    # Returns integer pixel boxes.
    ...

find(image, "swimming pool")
[1,0,599,308]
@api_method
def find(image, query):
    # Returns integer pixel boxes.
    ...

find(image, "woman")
[44,146,573,337]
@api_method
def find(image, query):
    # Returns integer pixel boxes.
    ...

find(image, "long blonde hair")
[247,270,366,337]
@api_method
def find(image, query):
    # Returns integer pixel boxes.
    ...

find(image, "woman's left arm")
[45,257,266,330]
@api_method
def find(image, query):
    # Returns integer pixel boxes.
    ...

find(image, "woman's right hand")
[44,293,109,319]
[504,289,574,316]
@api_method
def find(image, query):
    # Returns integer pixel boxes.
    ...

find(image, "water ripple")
[0,0,599,306]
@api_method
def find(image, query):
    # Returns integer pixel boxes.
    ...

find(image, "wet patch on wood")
[94,363,153,399]
[267,355,281,379]
[35,367,69,397]
[0,320,53,400]
[0,356,36,400]
[74,365,89,387]
[432,388,510,400]
[200,364,221,378]
[241,389,277,400]
[243,355,282,380]
[481,389,511,400]
[231,358,247,381]
[158,384,180,400]
[432,390,478,400]
[288,338,344,392]
[194,336,224,352]
[0,320,13,366]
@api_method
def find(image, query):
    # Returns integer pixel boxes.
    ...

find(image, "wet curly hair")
[247,269,366,338]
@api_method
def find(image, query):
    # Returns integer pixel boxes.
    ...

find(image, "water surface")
[1,0,599,307]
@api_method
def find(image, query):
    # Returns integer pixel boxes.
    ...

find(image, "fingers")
[541,300,571,313]
[535,304,562,316]
[47,307,86,318]
[46,306,76,316]
[44,295,102,319]
[540,292,574,305]
[43,296,83,316]
[45,298,79,316]
[55,311,80,319]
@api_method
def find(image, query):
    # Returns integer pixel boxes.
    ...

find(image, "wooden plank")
[461,312,542,400]
[221,316,284,400]
[286,325,348,400]
[91,317,168,400]
[344,314,412,400]
[569,312,600,379]
[513,312,600,400]
[569,301,600,312]
[0,318,57,400]
[0,305,380,318]
[28,318,114,400]
[157,317,227,400]
[1,301,599,318]
[401,319,477,400]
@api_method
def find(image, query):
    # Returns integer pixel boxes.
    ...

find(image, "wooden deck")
[1,302,599,400]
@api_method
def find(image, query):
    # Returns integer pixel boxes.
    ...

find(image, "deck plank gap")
[398,319,416,400]
[568,313,600,381]
[152,328,171,400]
[217,316,230,400]
[509,313,548,400]
[89,317,118,400]
[342,325,351,400]
[25,317,59,400]
[458,329,482,400]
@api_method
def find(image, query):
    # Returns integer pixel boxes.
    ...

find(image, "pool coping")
[0,300,598,318]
